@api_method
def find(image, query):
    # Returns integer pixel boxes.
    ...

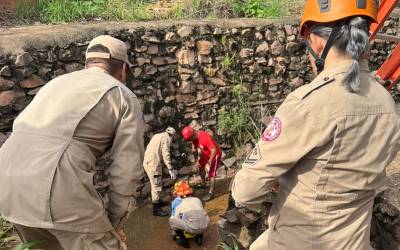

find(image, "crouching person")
[169,181,210,248]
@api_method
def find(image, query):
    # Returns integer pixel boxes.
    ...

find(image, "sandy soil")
[125,178,231,250]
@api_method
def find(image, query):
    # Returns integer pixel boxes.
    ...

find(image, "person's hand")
[169,169,177,180]
[116,228,127,243]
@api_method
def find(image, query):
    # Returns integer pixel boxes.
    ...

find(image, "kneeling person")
[170,181,210,248]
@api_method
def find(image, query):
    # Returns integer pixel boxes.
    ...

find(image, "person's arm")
[207,146,217,166]
[231,96,335,210]
[107,90,145,230]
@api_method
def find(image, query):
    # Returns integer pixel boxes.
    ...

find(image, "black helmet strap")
[305,23,342,73]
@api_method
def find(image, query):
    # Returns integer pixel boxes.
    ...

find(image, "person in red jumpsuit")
[181,126,222,201]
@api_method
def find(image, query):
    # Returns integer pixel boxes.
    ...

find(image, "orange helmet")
[181,126,194,141]
[174,180,193,197]
[300,0,378,37]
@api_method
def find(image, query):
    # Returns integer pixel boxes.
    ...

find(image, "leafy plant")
[237,0,289,18]
[0,216,13,248]
[14,241,43,250]
[217,77,262,153]
[219,240,240,250]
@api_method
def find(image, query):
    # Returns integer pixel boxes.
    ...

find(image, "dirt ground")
[125,178,231,250]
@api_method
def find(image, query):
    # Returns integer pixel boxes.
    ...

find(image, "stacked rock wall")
[0,19,397,142]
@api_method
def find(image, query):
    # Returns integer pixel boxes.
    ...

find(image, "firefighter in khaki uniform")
[232,1,400,249]
[0,35,144,250]
[143,127,178,216]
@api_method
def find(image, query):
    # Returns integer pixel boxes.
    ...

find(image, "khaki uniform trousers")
[144,162,163,203]
[14,224,127,250]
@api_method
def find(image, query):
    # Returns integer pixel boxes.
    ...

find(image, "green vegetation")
[219,237,240,250]
[0,215,13,248]
[217,77,262,151]
[15,0,302,23]
[16,0,150,23]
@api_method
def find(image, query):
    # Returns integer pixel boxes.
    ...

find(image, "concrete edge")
[0,18,300,55]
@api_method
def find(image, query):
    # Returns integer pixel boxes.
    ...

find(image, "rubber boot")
[195,234,203,246]
[175,230,190,248]
[153,202,168,217]
[159,200,169,207]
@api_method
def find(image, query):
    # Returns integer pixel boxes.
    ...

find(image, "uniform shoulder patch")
[244,144,261,166]
[261,117,282,142]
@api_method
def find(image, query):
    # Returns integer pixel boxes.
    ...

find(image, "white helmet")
[166,127,176,135]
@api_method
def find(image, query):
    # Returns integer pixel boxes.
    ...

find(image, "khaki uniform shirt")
[232,60,400,250]
[143,132,173,175]
[0,67,144,233]
[169,197,210,235]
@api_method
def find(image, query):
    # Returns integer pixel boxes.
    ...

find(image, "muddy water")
[125,179,231,250]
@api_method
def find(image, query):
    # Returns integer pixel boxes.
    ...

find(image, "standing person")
[0,35,144,250]
[181,127,222,201]
[231,1,400,249]
[143,127,178,217]
[169,180,210,248]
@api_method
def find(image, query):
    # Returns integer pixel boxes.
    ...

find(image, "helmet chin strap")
[305,23,342,74]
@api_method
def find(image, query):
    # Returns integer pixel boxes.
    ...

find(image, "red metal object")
[369,0,399,88]
[377,43,400,89]
[369,0,399,41]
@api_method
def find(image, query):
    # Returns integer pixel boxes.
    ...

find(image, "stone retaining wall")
[0,18,399,248]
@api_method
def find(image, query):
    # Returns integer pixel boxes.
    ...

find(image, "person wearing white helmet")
[143,127,178,216]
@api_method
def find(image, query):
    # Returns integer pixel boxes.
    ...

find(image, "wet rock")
[255,32,264,40]
[15,52,33,67]
[371,173,400,249]
[158,106,174,118]
[65,63,82,73]
[0,66,12,77]
[176,49,195,67]
[239,48,254,59]
[0,132,9,148]
[132,67,142,78]
[209,78,226,86]
[255,42,269,56]
[165,32,178,42]
[137,57,151,66]
[0,90,25,106]
[286,42,301,55]
[175,94,196,103]
[141,33,160,43]
[27,87,42,96]
[178,81,194,94]
[198,55,212,64]
[19,74,45,89]
[177,26,194,38]
[196,40,214,55]
[0,77,15,91]
[147,45,159,55]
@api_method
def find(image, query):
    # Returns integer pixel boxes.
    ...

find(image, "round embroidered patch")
[261,117,282,142]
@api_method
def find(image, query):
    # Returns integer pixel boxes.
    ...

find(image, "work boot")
[153,202,169,217]
[175,230,190,248]
[202,193,214,202]
[159,200,169,207]
[195,234,203,246]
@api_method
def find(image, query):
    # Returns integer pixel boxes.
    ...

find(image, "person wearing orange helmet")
[181,126,222,201]
[169,180,210,248]
[232,0,400,249]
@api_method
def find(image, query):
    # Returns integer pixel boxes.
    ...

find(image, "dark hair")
[309,16,371,92]
[85,44,124,75]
